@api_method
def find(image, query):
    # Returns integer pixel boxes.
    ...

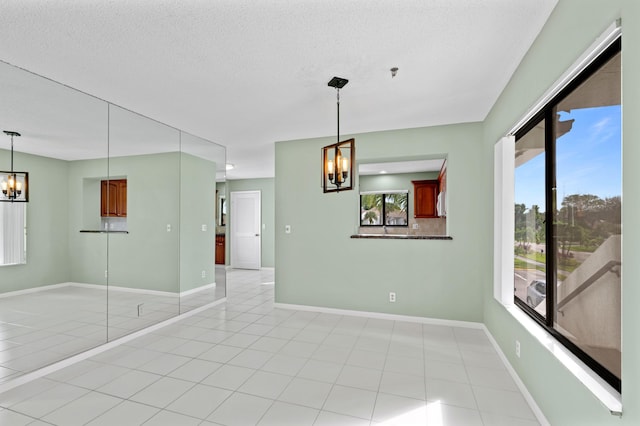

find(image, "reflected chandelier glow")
[322,76,355,193]
[1,131,28,203]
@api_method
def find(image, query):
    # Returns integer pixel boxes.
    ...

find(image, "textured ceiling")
[0,0,557,179]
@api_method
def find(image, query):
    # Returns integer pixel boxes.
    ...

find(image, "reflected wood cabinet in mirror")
[101,179,127,217]
[412,179,439,218]
[215,234,225,264]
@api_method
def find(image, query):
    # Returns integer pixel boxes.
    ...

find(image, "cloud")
[592,116,611,133]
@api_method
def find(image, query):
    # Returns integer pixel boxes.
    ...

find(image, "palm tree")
[361,194,382,211]
[385,193,407,213]
[361,194,382,225]
[363,210,378,224]
[384,193,408,225]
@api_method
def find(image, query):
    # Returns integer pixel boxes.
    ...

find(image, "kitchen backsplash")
[101,217,127,231]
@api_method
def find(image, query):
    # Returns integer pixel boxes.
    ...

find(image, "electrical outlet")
[389,292,396,302]
[412,223,419,229]
[516,340,521,358]
[167,224,171,232]
[201,270,206,278]
[201,224,207,231]
[137,303,144,316]
[285,225,291,234]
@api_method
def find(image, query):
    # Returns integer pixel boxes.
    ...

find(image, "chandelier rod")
[336,87,340,144]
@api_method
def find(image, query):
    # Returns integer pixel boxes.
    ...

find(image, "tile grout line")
[304,311,355,425]
[453,327,487,426]
[368,318,395,424]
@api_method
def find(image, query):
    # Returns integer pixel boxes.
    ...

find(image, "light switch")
[166,224,171,232]
[285,225,291,234]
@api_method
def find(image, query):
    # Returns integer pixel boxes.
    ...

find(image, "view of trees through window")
[514,42,621,389]
[360,192,408,226]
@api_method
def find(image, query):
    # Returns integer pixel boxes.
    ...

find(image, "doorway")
[230,190,261,270]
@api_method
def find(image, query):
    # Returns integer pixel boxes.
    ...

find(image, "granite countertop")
[79,230,129,234]
[350,234,452,240]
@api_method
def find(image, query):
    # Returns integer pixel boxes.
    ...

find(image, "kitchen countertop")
[350,234,452,240]
[79,230,129,234]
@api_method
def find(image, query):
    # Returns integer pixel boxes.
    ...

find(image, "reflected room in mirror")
[0,58,227,384]
[218,194,226,227]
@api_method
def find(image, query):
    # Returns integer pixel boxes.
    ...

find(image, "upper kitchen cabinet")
[101,178,127,217]
[412,179,439,218]
[412,160,447,219]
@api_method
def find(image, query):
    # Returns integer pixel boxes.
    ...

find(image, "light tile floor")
[0,269,541,425]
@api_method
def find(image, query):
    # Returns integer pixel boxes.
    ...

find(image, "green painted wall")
[0,150,219,292]
[483,1,640,424]
[275,123,484,321]
[180,153,217,291]
[68,152,181,292]
[360,172,437,219]
[0,149,71,292]
[67,156,109,287]
[227,178,275,268]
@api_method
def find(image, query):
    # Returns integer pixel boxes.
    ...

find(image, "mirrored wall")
[0,59,226,382]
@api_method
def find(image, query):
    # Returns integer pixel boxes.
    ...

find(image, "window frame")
[359,190,409,228]
[513,37,621,392]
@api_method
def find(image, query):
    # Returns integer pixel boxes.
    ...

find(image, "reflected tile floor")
[0,269,541,425]
[0,269,226,383]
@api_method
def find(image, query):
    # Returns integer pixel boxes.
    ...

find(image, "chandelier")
[322,77,355,193]
[1,131,28,202]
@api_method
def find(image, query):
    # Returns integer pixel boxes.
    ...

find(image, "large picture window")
[514,38,621,391]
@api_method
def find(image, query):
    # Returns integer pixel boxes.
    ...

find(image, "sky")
[514,105,621,211]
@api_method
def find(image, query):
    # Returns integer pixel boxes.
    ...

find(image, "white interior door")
[230,190,261,270]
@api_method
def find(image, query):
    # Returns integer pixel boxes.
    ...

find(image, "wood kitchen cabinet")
[412,179,439,218]
[215,234,226,265]
[101,179,127,217]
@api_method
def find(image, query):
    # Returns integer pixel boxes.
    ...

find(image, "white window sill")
[504,303,622,416]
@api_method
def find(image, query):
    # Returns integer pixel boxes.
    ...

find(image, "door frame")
[230,190,261,270]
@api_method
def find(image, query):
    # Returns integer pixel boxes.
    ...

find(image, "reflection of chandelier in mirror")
[1,131,29,202]
[322,77,355,193]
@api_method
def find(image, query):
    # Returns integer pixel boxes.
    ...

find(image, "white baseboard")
[0,281,218,299]
[179,282,216,297]
[69,282,179,298]
[72,282,218,298]
[273,302,484,329]
[481,325,549,426]
[0,282,74,298]
[225,266,274,272]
